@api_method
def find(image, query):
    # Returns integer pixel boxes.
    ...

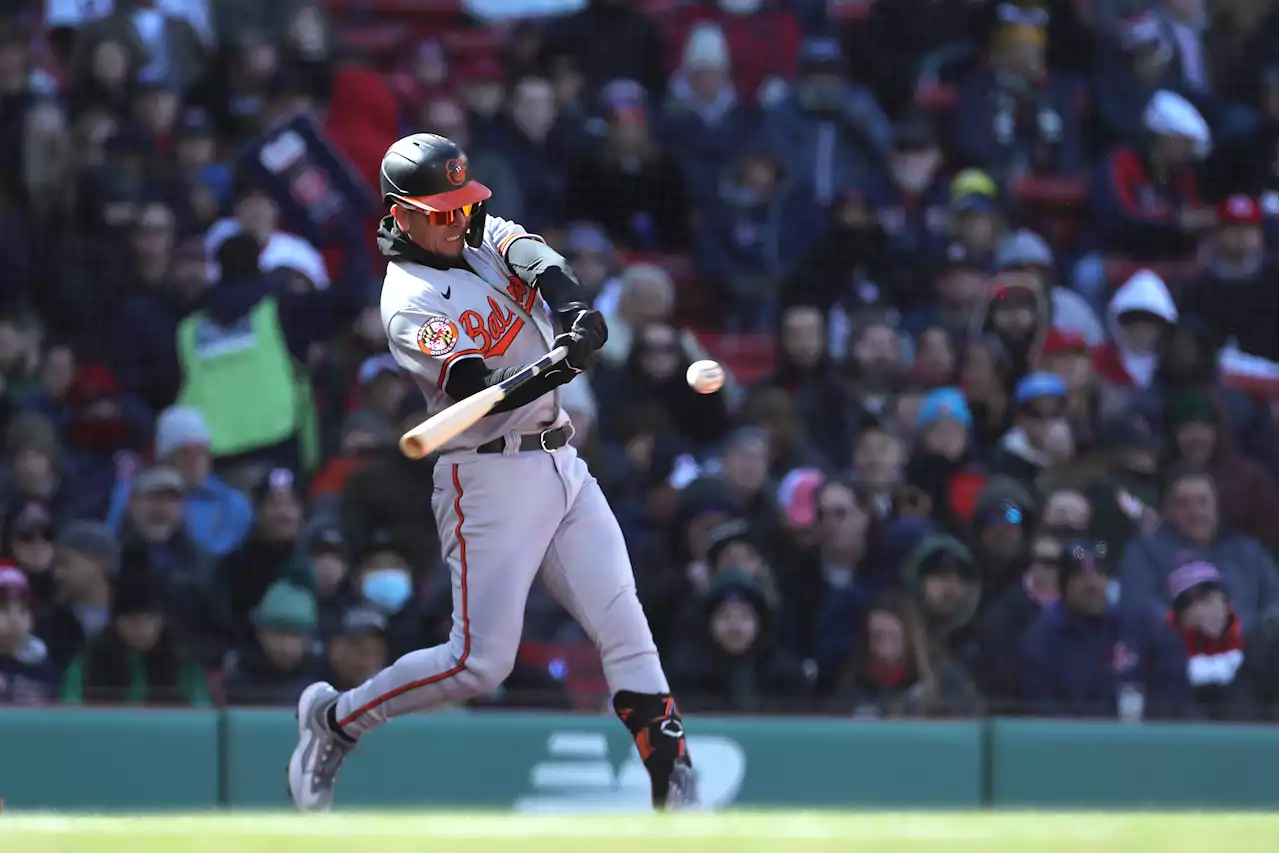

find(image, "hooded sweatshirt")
[1094,269,1178,390]
[969,276,1052,379]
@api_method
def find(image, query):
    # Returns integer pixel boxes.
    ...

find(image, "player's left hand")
[554,303,608,352]
[553,330,597,373]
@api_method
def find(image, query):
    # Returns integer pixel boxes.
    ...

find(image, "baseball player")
[287,134,696,812]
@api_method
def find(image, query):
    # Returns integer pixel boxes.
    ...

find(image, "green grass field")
[0,812,1275,853]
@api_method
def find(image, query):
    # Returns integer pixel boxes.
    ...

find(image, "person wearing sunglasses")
[289,134,696,813]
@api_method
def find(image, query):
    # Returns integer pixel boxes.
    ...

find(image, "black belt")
[476,426,570,454]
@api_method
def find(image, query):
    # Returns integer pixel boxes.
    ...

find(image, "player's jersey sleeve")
[483,215,545,259]
[386,300,481,393]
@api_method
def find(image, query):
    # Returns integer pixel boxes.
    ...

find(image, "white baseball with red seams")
[685,360,725,394]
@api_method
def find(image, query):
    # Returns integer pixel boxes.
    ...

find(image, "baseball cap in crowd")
[893,112,937,152]
[1014,371,1067,408]
[1142,90,1211,160]
[252,468,301,506]
[706,519,755,569]
[177,108,215,139]
[0,563,30,606]
[358,354,403,386]
[937,241,985,273]
[4,411,60,462]
[338,606,388,639]
[917,387,973,432]
[1217,194,1263,226]
[1058,537,1111,580]
[563,222,615,258]
[112,569,166,617]
[1040,328,1089,359]
[776,468,826,529]
[993,1,1049,47]
[1167,390,1218,430]
[1167,561,1225,610]
[253,581,318,634]
[155,405,212,458]
[995,229,1054,271]
[601,78,648,125]
[9,500,53,541]
[310,525,346,556]
[950,169,998,213]
[973,477,1035,531]
[682,21,730,73]
[1099,412,1162,454]
[133,465,185,496]
[798,37,845,73]
[55,520,121,576]
[1118,11,1170,58]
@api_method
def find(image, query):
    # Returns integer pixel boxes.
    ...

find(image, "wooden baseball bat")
[399,346,569,459]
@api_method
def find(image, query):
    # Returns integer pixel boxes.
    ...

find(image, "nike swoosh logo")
[443,286,452,299]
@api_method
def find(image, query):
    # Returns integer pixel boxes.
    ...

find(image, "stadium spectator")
[2,498,56,603]
[222,579,322,706]
[322,605,388,693]
[1019,536,1190,718]
[37,520,120,673]
[1094,269,1179,415]
[836,590,980,718]
[988,372,1074,493]
[901,533,983,672]
[0,564,56,704]
[1119,465,1277,632]
[868,112,951,288]
[60,567,209,706]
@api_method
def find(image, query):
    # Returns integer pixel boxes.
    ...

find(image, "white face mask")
[891,151,941,195]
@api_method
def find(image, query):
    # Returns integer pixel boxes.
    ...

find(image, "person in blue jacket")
[1019,536,1190,718]
[106,405,252,558]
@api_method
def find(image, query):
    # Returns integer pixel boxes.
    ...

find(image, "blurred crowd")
[0,0,1276,722]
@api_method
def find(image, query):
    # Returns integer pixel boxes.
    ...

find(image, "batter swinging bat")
[399,346,570,459]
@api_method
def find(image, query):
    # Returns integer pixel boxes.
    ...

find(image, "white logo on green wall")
[513,732,746,813]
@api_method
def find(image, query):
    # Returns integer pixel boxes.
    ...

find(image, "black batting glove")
[553,330,597,373]
[553,302,609,352]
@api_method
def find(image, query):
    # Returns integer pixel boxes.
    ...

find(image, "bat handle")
[496,345,569,395]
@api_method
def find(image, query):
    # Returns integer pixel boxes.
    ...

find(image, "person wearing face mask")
[954,1,1084,181]
[760,38,891,209]
[668,566,809,713]
[348,530,421,658]
[867,113,952,287]
[989,372,1075,495]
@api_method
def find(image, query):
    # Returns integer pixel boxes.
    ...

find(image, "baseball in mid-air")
[686,359,725,394]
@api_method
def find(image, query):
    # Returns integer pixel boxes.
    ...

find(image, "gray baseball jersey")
[332,215,668,738]
[380,215,566,451]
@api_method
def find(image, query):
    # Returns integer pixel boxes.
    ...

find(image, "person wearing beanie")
[970,477,1037,596]
[1,412,67,524]
[975,528,1063,711]
[1,499,57,604]
[35,521,121,673]
[900,534,983,671]
[1164,390,1277,551]
[663,21,759,207]
[904,388,987,532]
[223,580,322,706]
[0,564,57,703]
[215,468,315,649]
[105,405,253,558]
[59,568,209,707]
[1163,561,1254,719]
[970,274,1052,379]
[60,362,153,522]
[666,566,809,713]
[994,228,1104,347]
[989,371,1074,494]
[1020,536,1190,718]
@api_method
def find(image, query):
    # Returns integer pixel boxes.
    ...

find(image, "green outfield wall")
[0,708,1273,811]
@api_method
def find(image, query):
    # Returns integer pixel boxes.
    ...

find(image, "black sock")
[326,701,357,744]
[613,690,690,807]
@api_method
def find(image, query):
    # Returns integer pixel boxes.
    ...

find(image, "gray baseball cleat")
[665,762,700,809]
[287,681,355,812]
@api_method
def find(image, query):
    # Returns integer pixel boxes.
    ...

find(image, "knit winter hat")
[155,405,211,458]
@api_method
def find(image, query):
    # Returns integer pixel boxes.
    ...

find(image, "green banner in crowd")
[0,708,1274,811]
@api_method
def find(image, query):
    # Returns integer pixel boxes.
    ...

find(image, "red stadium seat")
[829,0,876,23]
[695,331,777,386]
[1011,175,1088,208]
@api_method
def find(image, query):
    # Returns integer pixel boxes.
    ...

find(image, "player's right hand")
[553,330,597,373]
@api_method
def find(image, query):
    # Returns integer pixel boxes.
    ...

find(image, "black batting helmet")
[380,133,491,247]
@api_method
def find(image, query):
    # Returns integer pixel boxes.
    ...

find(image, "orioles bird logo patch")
[445,158,467,186]
[417,315,459,356]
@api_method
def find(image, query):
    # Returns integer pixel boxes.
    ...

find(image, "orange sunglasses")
[421,203,479,226]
